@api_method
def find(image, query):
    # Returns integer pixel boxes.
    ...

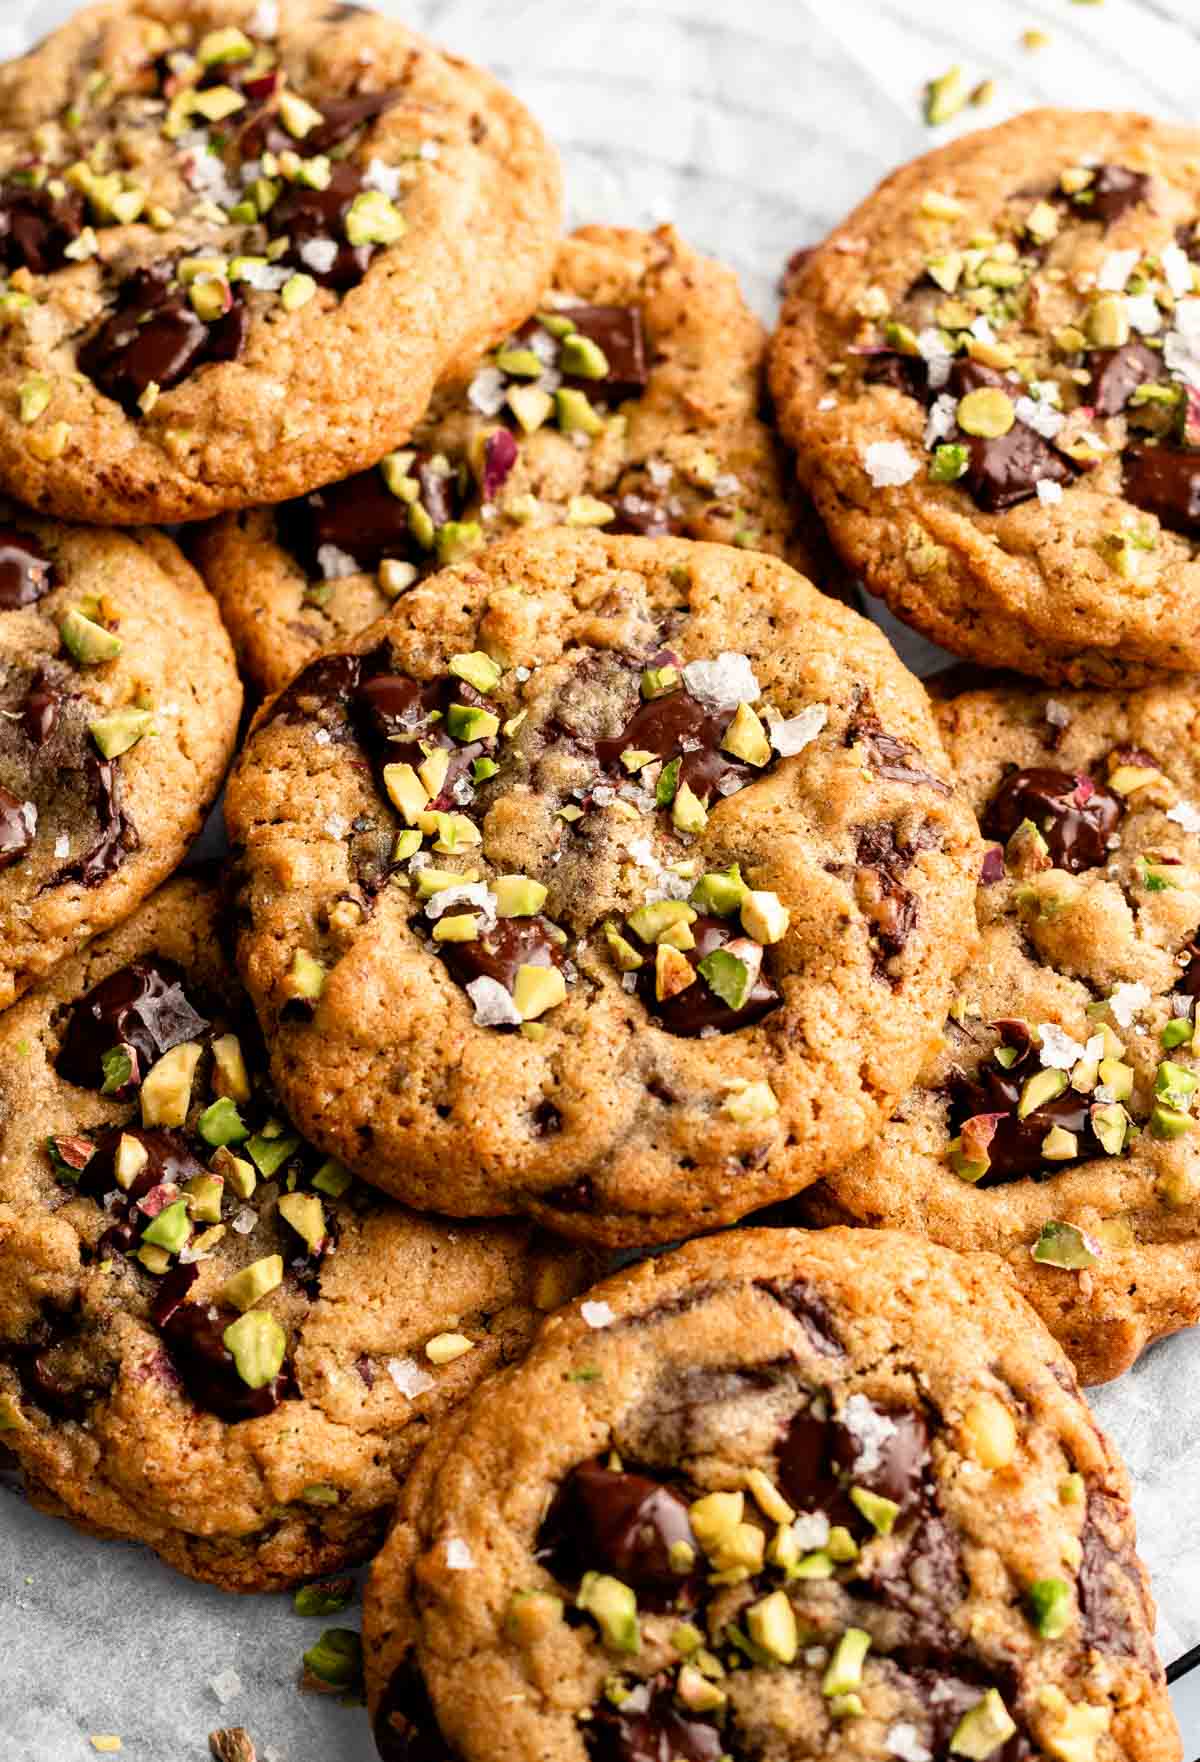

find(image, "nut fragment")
[209,1732,257,1762]
[959,1392,1018,1469]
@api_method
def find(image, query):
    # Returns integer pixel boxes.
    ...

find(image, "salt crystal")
[839,1392,897,1475]
[916,327,953,389]
[1036,479,1064,506]
[1168,800,1200,834]
[1097,249,1139,292]
[467,366,506,417]
[248,0,279,35]
[317,544,360,581]
[581,1300,615,1329]
[299,238,339,277]
[1015,395,1065,439]
[712,472,741,497]
[54,833,70,858]
[424,883,496,924]
[771,704,828,756]
[1108,981,1152,1028]
[791,1511,830,1550]
[817,395,837,411]
[445,1538,474,1570]
[363,157,404,201]
[232,1207,257,1235]
[923,393,957,448]
[209,1670,242,1706]
[1037,1023,1086,1070]
[1125,292,1163,336]
[681,653,760,708]
[419,141,441,161]
[862,440,919,488]
[466,975,521,1028]
[236,260,290,292]
[887,1724,933,1762]
[387,1357,436,1398]
[1162,242,1194,298]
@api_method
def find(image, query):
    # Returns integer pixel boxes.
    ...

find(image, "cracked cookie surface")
[771,109,1200,686]
[801,677,1200,1385]
[0,0,561,523]
[223,527,980,1245]
[0,506,240,1009]
[362,1226,1179,1762]
[197,223,833,698]
[0,877,586,1591]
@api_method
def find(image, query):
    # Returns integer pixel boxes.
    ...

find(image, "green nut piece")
[392,828,424,863]
[60,607,122,665]
[930,442,970,483]
[1040,1124,1078,1162]
[1087,294,1130,350]
[1097,1056,1133,1101]
[1026,1576,1073,1639]
[220,1254,284,1313]
[493,875,548,917]
[849,1486,900,1535]
[495,346,545,378]
[949,1689,1017,1759]
[141,1041,202,1128]
[448,650,502,694]
[826,1526,858,1562]
[689,865,747,916]
[559,333,610,379]
[721,701,772,767]
[141,1198,191,1254]
[1031,1221,1097,1270]
[302,1628,362,1691]
[183,1173,224,1225]
[246,1131,301,1178]
[446,703,500,742]
[211,1145,256,1200]
[672,781,709,834]
[436,521,484,564]
[627,900,696,945]
[278,1191,327,1254]
[924,64,967,125]
[744,1589,798,1664]
[957,387,1015,438]
[641,665,681,699]
[294,1578,354,1618]
[472,757,499,784]
[281,273,317,313]
[741,890,789,945]
[821,1627,871,1697]
[577,1572,640,1653]
[432,913,478,943]
[697,947,754,1011]
[555,387,604,435]
[507,383,554,432]
[1090,1102,1128,1156]
[137,1243,172,1275]
[197,25,254,64]
[790,1549,835,1581]
[604,921,644,972]
[312,1158,353,1198]
[675,1666,726,1713]
[656,756,681,807]
[90,707,154,759]
[289,948,326,1001]
[1162,1017,1194,1050]
[512,964,566,1022]
[1151,1102,1193,1140]
[197,1096,248,1148]
[1017,1066,1067,1119]
[100,1046,133,1094]
[1155,1059,1197,1108]
[189,277,231,322]
[504,1589,564,1645]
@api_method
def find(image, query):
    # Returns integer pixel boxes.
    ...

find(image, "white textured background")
[2,2,1200,1757]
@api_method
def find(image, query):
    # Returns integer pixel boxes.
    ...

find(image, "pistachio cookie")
[799,677,1200,1385]
[0,877,586,1592]
[0,509,240,1010]
[363,1227,1180,1762]
[0,0,561,524]
[196,223,826,698]
[223,528,980,1245]
[771,108,1200,686]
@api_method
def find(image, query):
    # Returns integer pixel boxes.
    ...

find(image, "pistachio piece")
[1086,294,1130,350]
[448,650,502,694]
[278,1192,326,1254]
[504,1589,564,1644]
[223,1310,287,1389]
[141,1041,202,1128]
[511,964,566,1021]
[641,665,681,699]
[211,1033,251,1103]
[345,190,406,247]
[697,946,754,1011]
[672,781,708,834]
[555,388,604,436]
[655,943,696,1002]
[745,1589,798,1664]
[113,1133,149,1190]
[211,1145,256,1200]
[821,1627,871,1697]
[433,914,479,943]
[628,900,696,944]
[924,65,967,125]
[1032,1221,1098,1270]
[675,1666,726,1712]
[1018,1066,1068,1118]
[183,1173,224,1225]
[741,889,789,945]
[446,703,500,742]
[951,1691,1018,1759]
[220,1254,284,1313]
[493,875,548,917]
[721,1080,779,1123]
[198,1096,248,1148]
[60,607,121,665]
[604,922,644,971]
[312,1159,352,1198]
[507,384,554,433]
[559,333,610,379]
[688,1490,743,1553]
[690,865,748,915]
[141,1198,191,1254]
[279,91,324,138]
[960,1392,1018,1468]
[289,948,326,1001]
[382,762,429,824]
[957,387,1015,438]
[721,701,772,766]
[1026,1576,1072,1639]
[849,1486,900,1535]
[90,707,154,759]
[576,1573,640,1653]
[425,1332,474,1364]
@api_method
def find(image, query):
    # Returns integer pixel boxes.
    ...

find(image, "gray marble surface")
[2,1,1200,1756]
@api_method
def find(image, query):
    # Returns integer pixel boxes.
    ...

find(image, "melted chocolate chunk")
[833,1404,930,1511]
[861,1511,968,1658]
[0,528,54,609]
[307,90,401,153]
[148,1260,199,1329]
[557,304,649,403]
[160,1300,292,1423]
[964,421,1074,513]
[271,163,375,290]
[50,753,140,888]
[538,1460,696,1602]
[79,262,247,411]
[595,683,759,805]
[1089,339,1163,418]
[0,785,35,868]
[586,1676,723,1762]
[632,913,781,1037]
[948,1057,1104,1184]
[267,650,362,726]
[846,694,950,795]
[777,1395,930,1528]
[1123,445,1200,538]
[5,1303,100,1421]
[22,668,60,746]
[1074,164,1153,228]
[440,915,564,998]
[853,821,936,980]
[896,1667,1030,1762]
[608,492,679,538]
[757,1278,843,1356]
[56,957,209,1090]
[0,181,86,275]
[374,1658,453,1762]
[1078,1488,1147,1658]
[864,349,929,399]
[982,766,1121,874]
[279,452,461,574]
[77,1125,208,1210]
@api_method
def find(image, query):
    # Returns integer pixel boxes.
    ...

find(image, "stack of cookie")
[0,5,1187,1758]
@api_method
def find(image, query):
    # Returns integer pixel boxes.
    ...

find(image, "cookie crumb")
[210,1731,257,1762]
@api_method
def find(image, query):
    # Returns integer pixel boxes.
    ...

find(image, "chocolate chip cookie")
[363,1226,1180,1762]
[0,877,586,1592]
[223,528,980,1245]
[196,223,827,698]
[0,509,240,1010]
[0,0,561,524]
[800,676,1200,1386]
[771,109,1200,686]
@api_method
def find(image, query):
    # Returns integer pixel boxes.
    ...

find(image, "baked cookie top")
[0,507,240,1010]
[0,877,585,1592]
[363,1227,1179,1762]
[0,0,560,524]
[804,676,1200,1386]
[771,109,1200,687]
[196,223,826,699]
[223,528,980,1246]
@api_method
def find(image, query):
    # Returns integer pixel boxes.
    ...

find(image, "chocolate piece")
[22,668,60,746]
[279,456,462,575]
[852,821,936,980]
[557,304,648,402]
[440,915,564,998]
[307,90,401,153]
[267,650,362,726]
[77,1125,209,1210]
[586,1675,723,1762]
[864,349,929,400]
[963,422,1075,513]
[895,1667,1030,1762]
[147,1260,199,1330]
[0,181,86,275]
[608,493,679,538]
[776,1406,851,1520]
[0,786,35,868]
[374,1658,452,1762]
[846,694,951,795]
[982,766,1121,873]
[1089,339,1163,418]
[50,753,140,888]
[56,957,209,1090]
[0,528,54,609]
[1123,445,1200,538]
[632,913,781,1037]
[1078,1488,1148,1659]
[948,1059,1103,1184]
[271,163,375,290]
[776,1394,930,1526]
[595,681,761,805]
[79,263,246,411]
[860,1511,968,1658]
[160,1300,291,1423]
[1074,164,1153,228]
[538,1459,696,1601]
[757,1278,843,1356]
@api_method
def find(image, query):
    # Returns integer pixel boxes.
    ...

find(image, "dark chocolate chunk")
[981,766,1121,874]
[48,753,140,888]
[1074,164,1153,228]
[595,681,760,805]
[963,422,1075,513]
[266,650,362,727]
[439,915,565,1000]
[846,693,950,795]
[1123,445,1200,538]
[1078,1488,1149,1659]
[0,527,54,609]
[22,667,60,746]
[159,1300,292,1423]
[631,913,781,1037]
[79,262,247,411]
[831,1402,930,1513]
[0,181,86,275]
[147,1260,199,1329]
[538,1460,696,1600]
[894,1666,1030,1762]
[1088,339,1163,418]
[859,1510,967,1655]
[308,90,401,152]
[374,1658,456,1762]
[271,163,375,290]
[852,821,937,980]
[757,1278,843,1356]
[947,1059,1102,1184]
[0,785,36,868]
[608,493,679,538]
[56,956,209,1090]
[864,349,929,400]
[557,304,648,402]
[586,1675,723,1762]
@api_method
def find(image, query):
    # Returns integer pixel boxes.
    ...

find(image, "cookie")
[0,509,240,1010]
[771,108,1200,687]
[0,877,587,1592]
[0,0,561,525]
[362,1226,1180,1762]
[223,527,980,1245]
[798,677,1200,1386]
[196,223,827,698]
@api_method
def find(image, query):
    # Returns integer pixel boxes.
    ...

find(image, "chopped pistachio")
[950,1690,1018,1759]
[512,964,566,1021]
[721,1079,779,1124]
[741,890,790,944]
[18,375,51,424]
[1026,1576,1073,1639]
[60,606,121,665]
[425,1332,474,1364]
[555,387,604,435]
[849,1486,900,1535]
[220,1254,284,1313]
[90,707,155,759]
[278,1192,327,1254]
[289,948,326,1001]
[281,273,317,312]
[577,1573,639,1653]
[822,1627,871,1697]
[559,333,609,379]
[493,875,548,917]
[721,701,772,766]
[141,1041,202,1128]
[198,1096,248,1148]
[957,386,1015,438]
[141,1199,191,1254]
[1031,1221,1098,1270]
[745,1589,798,1664]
